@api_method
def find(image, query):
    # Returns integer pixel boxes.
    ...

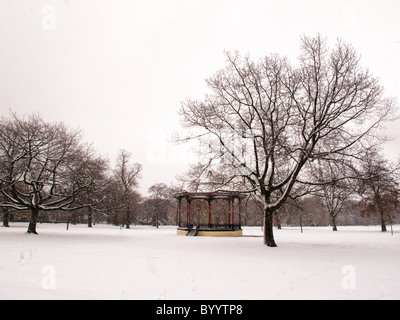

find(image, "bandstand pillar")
[178,198,182,226]
[238,198,242,228]
[186,197,191,227]
[208,198,212,228]
[231,198,235,228]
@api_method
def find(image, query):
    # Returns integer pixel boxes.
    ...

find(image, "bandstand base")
[177,228,243,237]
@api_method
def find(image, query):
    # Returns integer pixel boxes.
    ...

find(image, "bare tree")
[101,177,126,226]
[0,113,106,234]
[113,150,142,228]
[358,148,400,232]
[179,35,396,246]
[312,161,355,231]
[146,183,175,228]
[71,148,110,228]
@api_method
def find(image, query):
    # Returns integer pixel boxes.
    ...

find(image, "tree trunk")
[156,209,159,229]
[72,212,78,225]
[331,215,338,231]
[378,207,387,232]
[88,207,93,228]
[27,208,39,234]
[2,208,10,227]
[300,214,303,233]
[380,216,387,232]
[126,205,130,229]
[276,216,282,230]
[264,209,277,247]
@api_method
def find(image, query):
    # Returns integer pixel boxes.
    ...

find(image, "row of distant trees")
[2,184,178,229]
[0,112,167,233]
[3,171,398,233]
[1,108,398,232]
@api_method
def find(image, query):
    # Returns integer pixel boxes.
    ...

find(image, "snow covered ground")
[1,223,399,300]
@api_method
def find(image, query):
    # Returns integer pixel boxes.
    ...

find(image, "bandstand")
[174,190,246,237]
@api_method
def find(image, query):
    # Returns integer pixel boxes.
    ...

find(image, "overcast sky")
[1,0,399,195]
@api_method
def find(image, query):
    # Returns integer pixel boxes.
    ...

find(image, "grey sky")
[1,0,399,194]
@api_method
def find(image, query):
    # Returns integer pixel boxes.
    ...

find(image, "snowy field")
[1,223,399,300]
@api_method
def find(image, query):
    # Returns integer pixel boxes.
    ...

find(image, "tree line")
[0,111,398,233]
[0,113,178,233]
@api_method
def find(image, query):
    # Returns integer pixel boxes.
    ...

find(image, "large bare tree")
[0,113,106,234]
[179,35,396,246]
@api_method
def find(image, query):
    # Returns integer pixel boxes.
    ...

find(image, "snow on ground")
[1,223,399,300]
